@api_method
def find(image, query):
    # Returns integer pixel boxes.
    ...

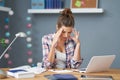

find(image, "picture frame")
[71,0,98,8]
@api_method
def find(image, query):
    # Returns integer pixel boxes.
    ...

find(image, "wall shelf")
[0,6,12,12]
[28,8,104,14]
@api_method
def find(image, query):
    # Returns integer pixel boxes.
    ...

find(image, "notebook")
[79,55,116,73]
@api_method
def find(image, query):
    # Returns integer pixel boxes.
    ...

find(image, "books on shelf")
[45,0,64,9]
[44,74,78,80]
[31,0,45,9]
[31,0,64,9]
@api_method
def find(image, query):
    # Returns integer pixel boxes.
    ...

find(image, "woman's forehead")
[62,26,73,31]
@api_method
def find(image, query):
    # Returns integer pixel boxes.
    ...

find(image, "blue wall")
[0,0,120,68]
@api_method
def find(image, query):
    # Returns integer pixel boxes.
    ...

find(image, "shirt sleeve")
[42,36,55,68]
[71,58,83,69]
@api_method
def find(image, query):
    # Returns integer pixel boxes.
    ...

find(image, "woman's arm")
[42,36,55,68]
[71,29,81,61]
[71,29,83,68]
[42,28,63,68]
[48,28,63,62]
[47,44,56,63]
[73,41,81,61]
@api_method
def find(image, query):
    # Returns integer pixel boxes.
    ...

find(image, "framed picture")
[71,0,98,8]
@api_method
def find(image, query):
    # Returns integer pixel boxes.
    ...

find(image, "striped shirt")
[42,33,83,69]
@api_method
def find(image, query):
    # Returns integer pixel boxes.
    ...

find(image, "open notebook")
[79,55,116,73]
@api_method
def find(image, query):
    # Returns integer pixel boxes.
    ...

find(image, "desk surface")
[1,68,120,80]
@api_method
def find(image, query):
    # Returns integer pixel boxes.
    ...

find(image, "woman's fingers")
[71,29,80,43]
[56,28,63,37]
[72,29,79,38]
[52,28,63,46]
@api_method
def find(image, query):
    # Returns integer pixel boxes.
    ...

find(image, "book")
[81,75,113,80]
[44,74,78,80]
[45,0,63,9]
[31,0,45,9]
[0,0,5,6]
[7,69,35,78]
[8,64,46,74]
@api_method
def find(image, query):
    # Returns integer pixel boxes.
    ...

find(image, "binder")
[31,0,45,9]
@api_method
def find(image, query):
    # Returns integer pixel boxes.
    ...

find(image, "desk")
[1,68,120,80]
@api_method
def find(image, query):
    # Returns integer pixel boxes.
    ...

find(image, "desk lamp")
[0,32,27,79]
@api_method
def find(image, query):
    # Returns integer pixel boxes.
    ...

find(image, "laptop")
[79,55,116,73]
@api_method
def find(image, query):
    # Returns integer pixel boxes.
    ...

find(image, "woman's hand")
[71,29,80,44]
[52,28,63,47]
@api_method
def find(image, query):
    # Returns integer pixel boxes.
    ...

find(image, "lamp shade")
[15,32,27,37]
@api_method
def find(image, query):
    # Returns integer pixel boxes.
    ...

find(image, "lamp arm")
[0,36,18,60]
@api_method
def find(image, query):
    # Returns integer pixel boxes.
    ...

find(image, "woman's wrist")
[51,43,56,49]
[76,40,80,45]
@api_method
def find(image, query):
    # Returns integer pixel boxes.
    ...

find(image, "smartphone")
[80,75,113,80]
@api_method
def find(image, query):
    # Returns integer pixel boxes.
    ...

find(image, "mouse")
[0,70,7,79]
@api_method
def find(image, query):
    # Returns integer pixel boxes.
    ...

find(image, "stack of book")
[7,69,35,78]
[31,0,64,9]
[7,65,46,78]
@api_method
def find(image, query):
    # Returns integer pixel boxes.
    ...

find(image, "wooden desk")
[1,68,120,80]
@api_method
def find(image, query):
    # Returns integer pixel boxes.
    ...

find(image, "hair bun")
[60,8,72,16]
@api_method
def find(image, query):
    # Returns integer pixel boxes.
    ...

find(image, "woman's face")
[59,26,73,41]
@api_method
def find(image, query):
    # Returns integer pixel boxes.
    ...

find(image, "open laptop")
[79,55,116,73]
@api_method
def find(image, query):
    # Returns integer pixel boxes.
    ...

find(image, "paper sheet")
[49,70,73,73]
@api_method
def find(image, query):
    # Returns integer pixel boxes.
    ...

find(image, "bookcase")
[28,0,104,14]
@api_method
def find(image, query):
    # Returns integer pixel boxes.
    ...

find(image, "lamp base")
[0,70,6,79]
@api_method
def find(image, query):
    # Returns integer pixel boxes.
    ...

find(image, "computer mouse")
[0,70,6,79]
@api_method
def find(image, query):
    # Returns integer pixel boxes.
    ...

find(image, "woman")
[42,8,83,69]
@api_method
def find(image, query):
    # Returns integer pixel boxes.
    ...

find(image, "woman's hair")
[57,8,74,28]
